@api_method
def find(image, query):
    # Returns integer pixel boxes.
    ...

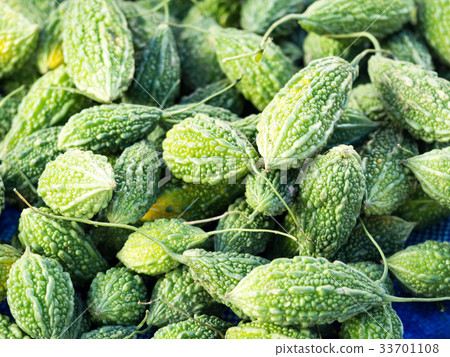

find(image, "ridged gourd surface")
[226,256,387,327]
[300,0,414,38]
[87,267,147,326]
[183,248,269,318]
[58,104,162,154]
[152,314,231,339]
[387,240,450,297]
[37,149,116,219]
[117,219,209,275]
[417,0,450,66]
[7,250,74,339]
[368,56,450,143]
[147,265,220,327]
[292,145,365,258]
[334,216,415,263]
[405,148,450,209]
[62,0,134,103]
[18,207,108,285]
[162,114,259,185]
[257,57,355,170]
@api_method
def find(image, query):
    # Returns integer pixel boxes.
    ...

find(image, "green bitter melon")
[404,147,450,209]
[162,114,259,185]
[288,145,366,259]
[256,57,356,170]
[368,56,450,143]
[57,104,163,155]
[18,207,109,286]
[117,219,209,275]
[37,149,116,219]
[147,265,221,327]
[387,240,450,297]
[152,314,231,339]
[62,0,134,103]
[87,267,147,326]
[7,249,74,339]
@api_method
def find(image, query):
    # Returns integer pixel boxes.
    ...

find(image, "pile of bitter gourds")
[0,0,449,340]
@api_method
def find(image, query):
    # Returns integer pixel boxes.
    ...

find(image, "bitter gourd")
[162,114,259,185]
[18,207,108,286]
[117,219,209,275]
[124,23,180,107]
[7,249,74,339]
[387,241,450,298]
[212,27,297,111]
[226,321,316,339]
[361,127,419,216]
[404,148,450,209]
[180,79,244,116]
[294,0,415,39]
[37,149,116,219]
[147,265,221,327]
[37,8,64,74]
[383,30,434,70]
[0,65,90,157]
[58,104,162,155]
[152,314,231,339]
[394,185,450,230]
[347,83,386,122]
[289,145,366,259]
[326,108,379,147]
[0,3,39,79]
[417,0,450,66]
[340,303,403,339]
[1,126,62,205]
[142,178,244,222]
[214,197,274,255]
[334,216,415,263]
[368,56,450,143]
[245,169,298,217]
[0,244,21,302]
[0,314,29,339]
[81,325,136,339]
[257,57,356,170]
[62,0,134,103]
[181,249,269,318]
[226,256,389,327]
[106,140,161,224]
[88,267,147,326]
